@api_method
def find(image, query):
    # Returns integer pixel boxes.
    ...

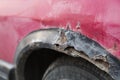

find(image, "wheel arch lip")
[15,28,120,80]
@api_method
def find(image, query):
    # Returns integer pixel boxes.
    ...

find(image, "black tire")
[42,56,113,80]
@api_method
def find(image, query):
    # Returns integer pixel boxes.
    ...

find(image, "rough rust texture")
[54,29,120,80]
[16,28,120,80]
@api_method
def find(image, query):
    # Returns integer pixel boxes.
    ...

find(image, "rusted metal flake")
[54,29,120,80]
[16,28,120,80]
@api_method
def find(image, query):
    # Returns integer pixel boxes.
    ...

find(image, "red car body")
[0,0,120,80]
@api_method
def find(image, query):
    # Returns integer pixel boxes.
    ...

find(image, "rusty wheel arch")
[15,28,120,80]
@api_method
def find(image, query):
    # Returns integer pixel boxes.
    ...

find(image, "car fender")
[15,28,120,80]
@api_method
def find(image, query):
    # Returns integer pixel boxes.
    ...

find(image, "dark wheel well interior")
[24,48,67,80]
[23,48,113,80]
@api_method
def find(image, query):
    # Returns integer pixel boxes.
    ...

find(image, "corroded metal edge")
[15,28,120,80]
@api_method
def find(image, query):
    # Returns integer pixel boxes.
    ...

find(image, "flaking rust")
[16,28,120,80]
[54,29,120,80]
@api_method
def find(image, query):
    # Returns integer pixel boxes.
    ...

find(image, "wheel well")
[23,48,113,80]
[15,28,120,80]
[24,48,67,80]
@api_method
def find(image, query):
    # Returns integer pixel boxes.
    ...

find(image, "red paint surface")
[0,0,120,63]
